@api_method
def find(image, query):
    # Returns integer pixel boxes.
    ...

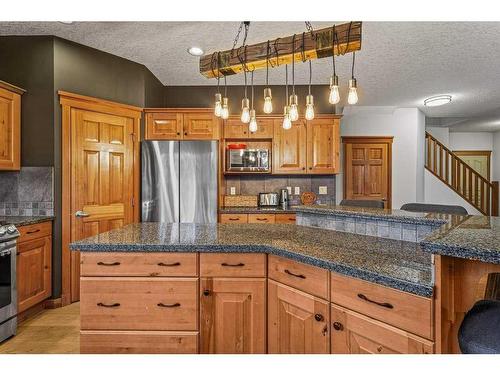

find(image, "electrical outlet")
[294,186,300,195]
[287,186,292,195]
[230,187,236,195]
[319,186,328,195]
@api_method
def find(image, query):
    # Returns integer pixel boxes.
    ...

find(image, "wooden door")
[343,137,392,208]
[224,117,248,139]
[70,109,135,301]
[306,118,340,174]
[183,112,218,140]
[200,278,266,353]
[0,84,21,170]
[249,118,274,139]
[17,236,52,313]
[145,112,183,140]
[330,304,433,354]
[268,280,330,354]
[273,119,307,174]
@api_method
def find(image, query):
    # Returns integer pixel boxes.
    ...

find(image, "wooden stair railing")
[425,132,499,216]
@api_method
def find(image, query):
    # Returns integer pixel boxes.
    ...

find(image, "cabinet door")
[0,87,21,170]
[273,120,307,174]
[306,118,340,174]
[183,113,218,140]
[17,236,52,313]
[224,118,248,139]
[145,112,183,140]
[330,304,434,354]
[268,280,329,354]
[249,118,274,139]
[200,278,266,353]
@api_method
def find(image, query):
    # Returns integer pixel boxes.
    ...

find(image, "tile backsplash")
[225,175,336,205]
[0,167,54,216]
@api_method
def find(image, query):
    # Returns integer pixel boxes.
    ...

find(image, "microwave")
[226,149,270,172]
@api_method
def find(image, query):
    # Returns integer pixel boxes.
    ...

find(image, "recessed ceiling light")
[187,46,204,56]
[424,95,452,107]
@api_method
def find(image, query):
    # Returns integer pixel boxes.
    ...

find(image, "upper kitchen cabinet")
[224,116,274,139]
[273,119,307,174]
[0,81,25,171]
[144,109,219,140]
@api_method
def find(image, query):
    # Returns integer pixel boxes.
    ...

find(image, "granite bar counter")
[0,215,54,226]
[219,206,297,214]
[70,222,433,297]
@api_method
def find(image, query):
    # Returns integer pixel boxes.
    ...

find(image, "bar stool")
[458,273,500,354]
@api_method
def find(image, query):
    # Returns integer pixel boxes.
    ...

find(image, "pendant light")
[240,46,250,123]
[249,71,258,133]
[328,26,340,105]
[221,75,229,120]
[282,65,292,130]
[305,60,315,120]
[348,51,359,105]
[289,34,299,122]
[213,53,222,117]
[263,41,273,114]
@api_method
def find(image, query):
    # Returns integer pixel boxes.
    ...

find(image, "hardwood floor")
[0,303,80,354]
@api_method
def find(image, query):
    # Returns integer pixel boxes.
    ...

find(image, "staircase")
[425,132,499,216]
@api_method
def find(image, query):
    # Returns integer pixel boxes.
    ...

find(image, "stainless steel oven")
[0,224,19,343]
[226,149,270,172]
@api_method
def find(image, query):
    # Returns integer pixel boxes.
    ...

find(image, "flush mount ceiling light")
[424,95,452,107]
[58,21,74,24]
[188,46,204,56]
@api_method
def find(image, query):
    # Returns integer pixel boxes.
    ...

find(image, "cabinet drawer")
[200,253,266,277]
[220,214,248,223]
[80,331,198,354]
[80,252,198,277]
[330,273,433,339]
[80,277,198,331]
[331,304,434,354]
[248,214,275,223]
[268,255,329,300]
[18,221,52,243]
[275,213,296,224]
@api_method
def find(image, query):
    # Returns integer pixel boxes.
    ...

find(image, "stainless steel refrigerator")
[142,141,218,223]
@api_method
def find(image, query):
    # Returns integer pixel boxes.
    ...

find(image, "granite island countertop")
[70,222,434,297]
[0,216,54,226]
[219,206,297,214]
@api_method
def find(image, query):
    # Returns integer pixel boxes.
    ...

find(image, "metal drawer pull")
[26,229,41,234]
[228,218,240,221]
[357,293,394,309]
[256,218,268,221]
[157,302,181,308]
[97,302,120,308]
[221,262,245,267]
[97,261,121,266]
[157,262,181,267]
[284,269,306,279]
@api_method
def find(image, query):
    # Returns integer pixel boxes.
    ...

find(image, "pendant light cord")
[332,25,336,77]
[351,51,356,79]
[285,65,289,105]
[266,40,270,86]
[291,34,296,94]
[251,71,254,109]
[308,60,312,95]
[224,75,227,97]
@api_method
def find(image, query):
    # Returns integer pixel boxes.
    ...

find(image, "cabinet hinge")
[131,197,135,207]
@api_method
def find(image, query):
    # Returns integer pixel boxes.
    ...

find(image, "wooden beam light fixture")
[199,21,362,79]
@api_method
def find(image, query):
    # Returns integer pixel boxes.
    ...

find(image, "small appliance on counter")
[279,189,289,209]
[0,223,20,343]
[258,192,279,207]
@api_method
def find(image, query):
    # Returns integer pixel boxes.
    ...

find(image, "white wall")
[336,107,425,209]
[449,132,493,151]
[424,169,481,215]
[426,126,450,147]
[494,131,500,181]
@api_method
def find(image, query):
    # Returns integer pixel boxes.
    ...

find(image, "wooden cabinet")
[247,213,275,223]
[219,213,248,223]
[144,109,219,140]
[268,280,330,354]
[219,213,296,224]
[0,81,24,170]
[17,221,52,313]
[306,118,340,174]
[273,119,307,174]
[274,213,296,224]
[200,277,266,353]
[224,117,274,139]
[331,304,434,354]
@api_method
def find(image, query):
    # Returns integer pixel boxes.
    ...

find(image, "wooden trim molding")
[0,80,26,95]
[60,91,142,306]
[342,136,394,144]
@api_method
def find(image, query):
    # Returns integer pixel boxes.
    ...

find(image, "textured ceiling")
[2,21,500,131]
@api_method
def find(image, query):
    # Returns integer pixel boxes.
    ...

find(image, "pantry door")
[60,92,141,304]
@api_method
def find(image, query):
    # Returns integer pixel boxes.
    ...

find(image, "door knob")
[75,210,90,218]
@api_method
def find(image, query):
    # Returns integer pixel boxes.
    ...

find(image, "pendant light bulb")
[282,106,292,130]
[348,79,358,105]
[329,75,340,105]
[221,97,229,120]
[305,94,315,121]
[263,88,273,114]
[241,98,250,123]
[249,109,258,133]
[214,92,222,117]
[289,94,299,121]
